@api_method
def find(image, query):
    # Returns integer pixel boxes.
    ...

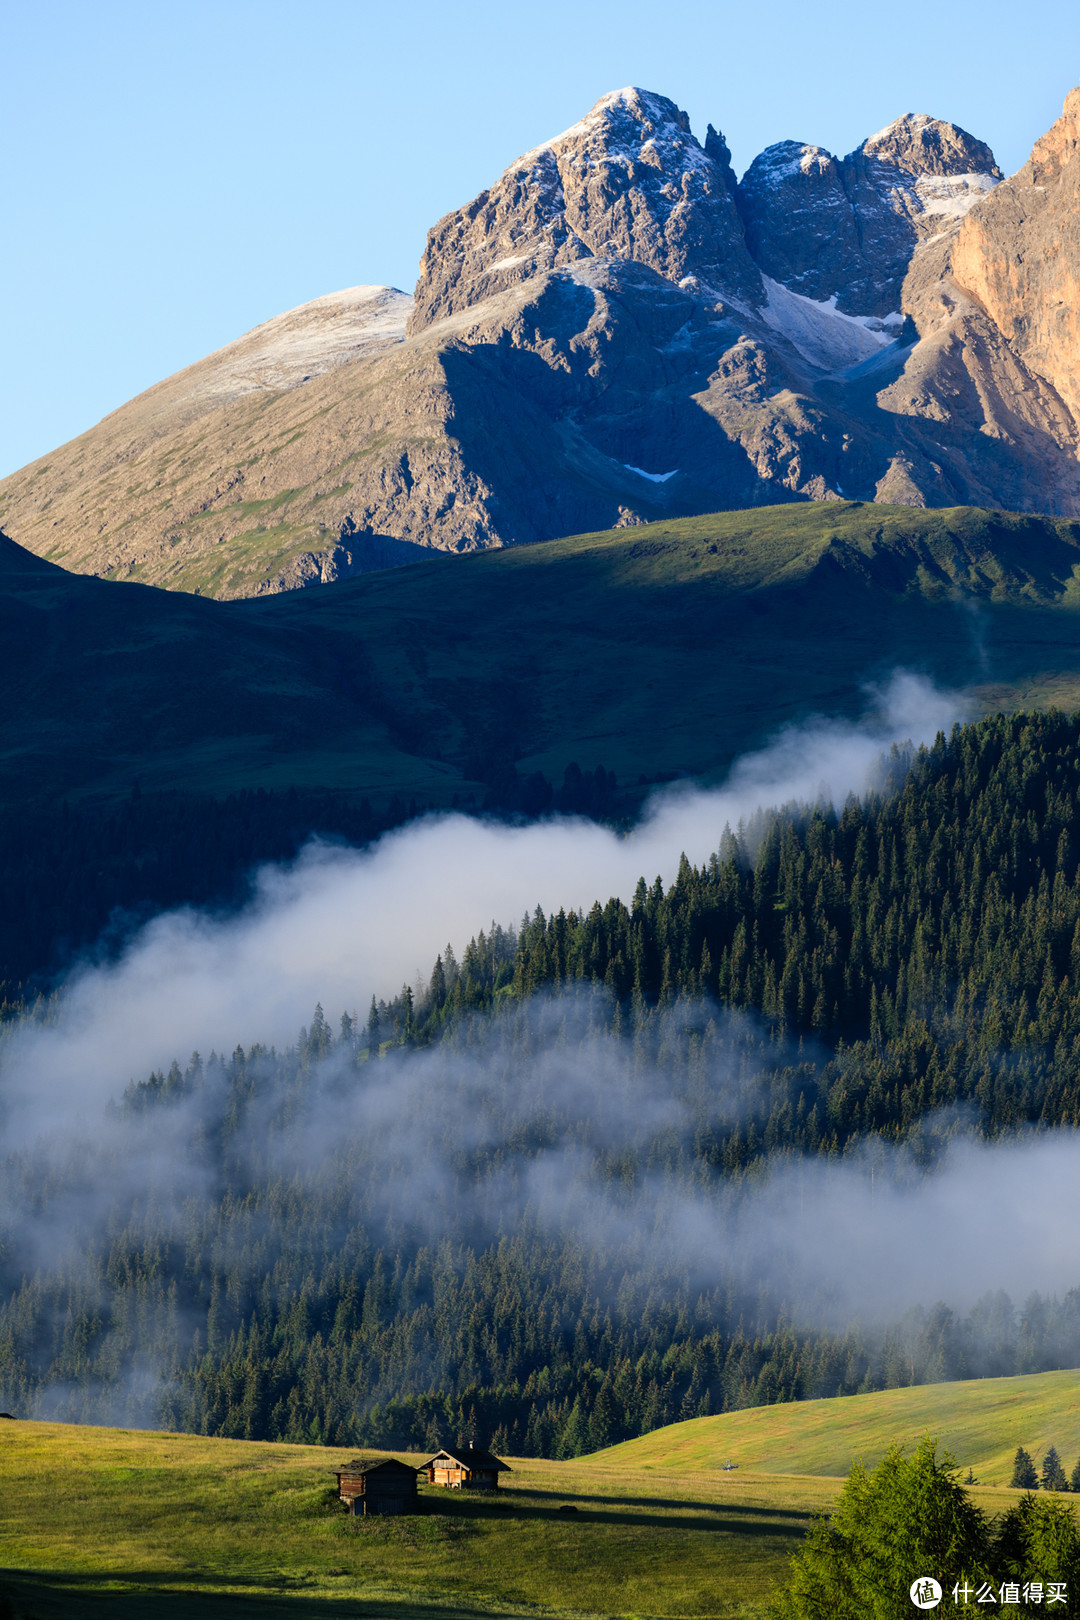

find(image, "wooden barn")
[335,1457,418,1516]
[419,1447,510,1491]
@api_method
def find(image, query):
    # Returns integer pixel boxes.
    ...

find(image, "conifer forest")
[5,711,1080,1458]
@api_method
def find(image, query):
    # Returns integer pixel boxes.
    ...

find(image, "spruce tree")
[769,1438,989,1619]
[992,1491,1080,1591]
[1042,1446,1067,1492]
[1011,1446,1039,1489]
[1071,1457,1080,1493]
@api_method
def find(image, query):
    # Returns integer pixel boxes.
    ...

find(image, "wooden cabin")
[335,1457,418,1516]
[419,1447,510,1491]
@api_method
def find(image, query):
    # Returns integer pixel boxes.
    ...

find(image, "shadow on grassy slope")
[8,501,1080,810]
[509,1484,813,1521]
[412,1484,813,1537]
[1,1571,523,1620]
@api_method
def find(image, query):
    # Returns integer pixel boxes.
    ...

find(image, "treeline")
[1011,1446,1080,1491]
[0,761,624,1011]
[0,787,421,1009]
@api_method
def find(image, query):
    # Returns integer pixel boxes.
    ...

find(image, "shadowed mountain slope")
[7,503,1080,810]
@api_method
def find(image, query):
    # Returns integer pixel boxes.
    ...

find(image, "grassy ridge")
[593,1369,1080,1485]
[7,502,1080,807]
[4,1372,1079,1618]
[253,501,1080,797]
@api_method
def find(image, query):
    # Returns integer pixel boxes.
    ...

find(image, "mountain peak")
[740,140,837,186]
[2,86,1077,597]
[858,113,1002,180]
[517,86,695,164]
[407,88,760,332]
[737,112,1002,314]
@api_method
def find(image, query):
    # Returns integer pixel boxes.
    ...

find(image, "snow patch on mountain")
[741,141,835,186]
[914,171,1000,217]
[760,276,901,371]
[864,112,939,149]
[625,464,679,482]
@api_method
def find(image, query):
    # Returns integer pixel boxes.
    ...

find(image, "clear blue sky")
[3,0,1077,479]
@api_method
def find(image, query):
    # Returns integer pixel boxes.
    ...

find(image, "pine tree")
[992,1490,1080,1590]
[1011,1446,1039,1489]
[1071,1457,1080,1494]
[1042,1446,1067,1492]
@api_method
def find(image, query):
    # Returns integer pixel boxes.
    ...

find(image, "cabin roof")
[418,1448,510,1472]
[335,1457,417,1476]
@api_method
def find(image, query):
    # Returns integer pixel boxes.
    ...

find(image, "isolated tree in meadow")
[1012,1446,1039,1488]
[768,1437,990,1619]
[1071,1456,1080,1493]
[1042,1446,1068,1492]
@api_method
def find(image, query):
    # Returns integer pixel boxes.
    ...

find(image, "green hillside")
[591,1369,1080,1487]
[0,1419,840,1620]
[6,501,1080,809]
[234,500,1080,801]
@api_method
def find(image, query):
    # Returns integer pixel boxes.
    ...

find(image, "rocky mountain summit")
[409,87,763,329]
[1,85,1078,597]
[737,115,1001,314]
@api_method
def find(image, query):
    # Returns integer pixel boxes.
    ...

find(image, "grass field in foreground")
[5,1374,1080,1620]
[591,1368,1080,1486]
[0,1421,838,1620]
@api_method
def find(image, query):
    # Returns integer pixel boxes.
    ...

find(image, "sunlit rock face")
[950,88,1080,424]
[407,87,763,334]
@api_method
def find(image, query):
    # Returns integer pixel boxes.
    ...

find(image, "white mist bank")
[255,1004,1080,1321]
[6,989,1080,1328]
[0,671,963,1140]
